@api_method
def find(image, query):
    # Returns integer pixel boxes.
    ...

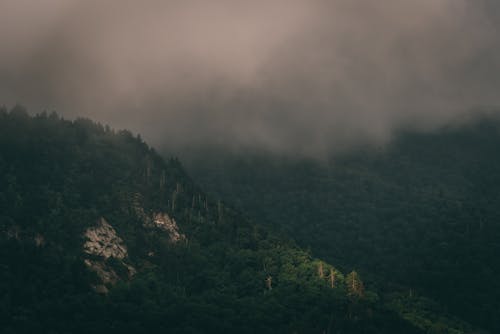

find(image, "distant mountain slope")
[187,119,500,333]
[0,107,427,333]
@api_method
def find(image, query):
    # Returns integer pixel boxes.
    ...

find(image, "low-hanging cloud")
[1,0,500,156]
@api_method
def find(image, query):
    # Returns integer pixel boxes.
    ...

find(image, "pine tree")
[329,268,336,288]
[318,261,324,278]
[345,271,364,299]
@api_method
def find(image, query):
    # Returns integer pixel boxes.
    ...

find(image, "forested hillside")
[187,119,500,333]
[0,107,431,333]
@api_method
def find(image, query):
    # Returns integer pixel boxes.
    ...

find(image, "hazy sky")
[1,0,500,156]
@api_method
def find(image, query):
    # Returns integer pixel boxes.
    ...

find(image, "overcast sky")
[1,0,500,156]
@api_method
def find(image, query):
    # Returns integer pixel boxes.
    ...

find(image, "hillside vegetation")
[0,107,430,333]
[188,119,500,333]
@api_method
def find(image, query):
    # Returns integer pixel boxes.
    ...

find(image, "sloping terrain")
[0,108,427,333]
[187,120,500,333]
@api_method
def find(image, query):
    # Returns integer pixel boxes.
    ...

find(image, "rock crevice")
[84,217,127,259]
[83,217,134,292]
[149,212,185,243]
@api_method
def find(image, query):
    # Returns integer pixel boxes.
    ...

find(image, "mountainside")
[187,119,500,333]
[0,108,434,333]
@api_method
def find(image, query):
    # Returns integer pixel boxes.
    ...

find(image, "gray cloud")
[1,0,500,156]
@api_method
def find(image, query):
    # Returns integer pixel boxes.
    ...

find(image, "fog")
[1,0,500,156]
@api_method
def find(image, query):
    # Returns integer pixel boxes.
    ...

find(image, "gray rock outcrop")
[84,217,127,259]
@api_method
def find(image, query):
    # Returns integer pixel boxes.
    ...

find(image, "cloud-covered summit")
[1,0,500,156]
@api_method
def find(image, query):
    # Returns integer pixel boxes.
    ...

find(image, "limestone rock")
[83,217,127,259]
[83,218,135,290]
[151,212,185,243]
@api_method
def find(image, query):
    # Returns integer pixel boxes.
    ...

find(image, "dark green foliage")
[0,108,420,333]
[386,292,486,334]
[187,119,500,333]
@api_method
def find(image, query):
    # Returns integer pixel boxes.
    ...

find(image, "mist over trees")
[1,1,500,156]
[188,117,500,333]
[1,1,500,333]
[1,109,433,333]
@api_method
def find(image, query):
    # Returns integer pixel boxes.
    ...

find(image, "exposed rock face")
[151,213,185,243]
[81,211,184,292]
[83,218,135,291]
[84,217,127,259]
[131,192,186,243]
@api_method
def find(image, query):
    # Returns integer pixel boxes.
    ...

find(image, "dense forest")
[187,118,500,333]
[0,107,453,333]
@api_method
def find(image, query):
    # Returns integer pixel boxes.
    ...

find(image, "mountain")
[0,107,433,333]
[187,119,500,334]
